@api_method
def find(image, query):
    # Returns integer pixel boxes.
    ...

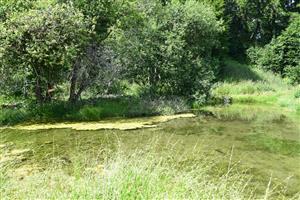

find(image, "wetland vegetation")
[0,0,299,199]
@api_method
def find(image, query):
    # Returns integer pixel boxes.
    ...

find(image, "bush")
[285,65,300,84]
[0,109,28,125]
[219,59,262,82]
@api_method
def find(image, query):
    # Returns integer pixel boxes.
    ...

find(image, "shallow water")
[1,116,299,196]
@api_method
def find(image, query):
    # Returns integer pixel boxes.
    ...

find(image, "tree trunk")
[69,61,80,103]
[35,77,44,103]
[75,81,88,101]
[45,83,54,102]
[70,79,88,103]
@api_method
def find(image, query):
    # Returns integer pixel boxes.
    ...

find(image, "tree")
[248,14,300,84]
[205,0,291,59]
[0,3,93,102]
[68,43,123,101]
[110,0,223,98]
[0,0,36,22]
[67,0,123,102]
[280,0,300,12]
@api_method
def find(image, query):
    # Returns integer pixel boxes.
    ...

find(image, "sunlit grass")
[201,104,289,122]
[210,59,300,119]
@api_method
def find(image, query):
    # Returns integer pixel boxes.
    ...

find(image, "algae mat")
[2,113,196,131]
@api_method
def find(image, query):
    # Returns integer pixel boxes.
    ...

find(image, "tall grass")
[215,59,290,97]
[208,59,300,119]
[219,59,262,82]
[212,81,276,96]
[201,104,288,122]
[1,145,286,200]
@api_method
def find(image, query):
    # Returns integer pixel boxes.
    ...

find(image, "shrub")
[219,59,262,82]
[285,65,300,84]
[0,109,28,125]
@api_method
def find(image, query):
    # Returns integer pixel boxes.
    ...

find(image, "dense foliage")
[0,2,93,102]
[248,13,300,84]
[111,0,223,98]
[0,0,299,103]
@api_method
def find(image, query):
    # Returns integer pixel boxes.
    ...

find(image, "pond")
[1,115,299,197]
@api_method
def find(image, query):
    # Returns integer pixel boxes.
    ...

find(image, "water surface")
[1,116,299,196]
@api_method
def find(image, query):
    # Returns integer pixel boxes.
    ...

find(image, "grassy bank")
[0,97,189,126]
[199,59,300,122]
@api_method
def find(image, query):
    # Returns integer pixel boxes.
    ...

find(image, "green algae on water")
[5,113,196,131]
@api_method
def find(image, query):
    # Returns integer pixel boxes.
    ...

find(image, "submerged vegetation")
[242,134,300,156]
